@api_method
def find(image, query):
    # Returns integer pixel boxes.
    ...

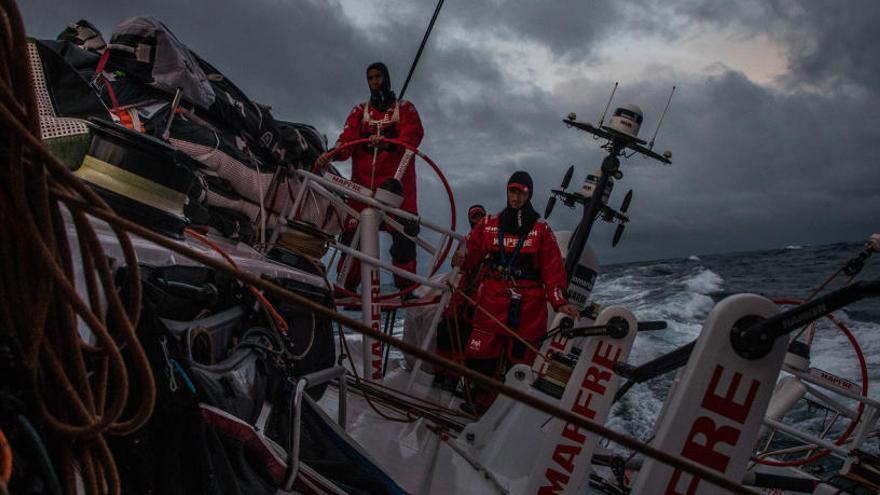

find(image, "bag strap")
[93,50,120,110]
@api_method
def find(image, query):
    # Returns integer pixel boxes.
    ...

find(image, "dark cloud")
[18,0,879,265]
[593,69,880,262]
[448,1,624,64]
[778,2,880,93]
[673,0,880,93]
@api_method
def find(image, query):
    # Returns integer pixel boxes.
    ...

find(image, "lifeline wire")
[795,241,875,343]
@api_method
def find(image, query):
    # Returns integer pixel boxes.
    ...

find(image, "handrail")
[762,418,850,458]
[283,366,347,490]
[333,243,447,291]
[295,169,466,242]
[786,366,880,409]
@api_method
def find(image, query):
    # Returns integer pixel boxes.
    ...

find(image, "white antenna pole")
[649,85,676,150]
[597,82,618,128]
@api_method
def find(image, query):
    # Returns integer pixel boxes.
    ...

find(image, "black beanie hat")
[507,171,534,201]
[500,171,539,235]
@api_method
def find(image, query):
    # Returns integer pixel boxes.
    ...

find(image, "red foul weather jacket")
[334,100,424,214]
[460,214,568,363]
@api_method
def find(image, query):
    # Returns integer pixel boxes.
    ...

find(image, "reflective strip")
[75,154,187,217]
[393,149,414,180]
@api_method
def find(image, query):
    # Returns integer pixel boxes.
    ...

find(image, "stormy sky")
[20,0,880,264]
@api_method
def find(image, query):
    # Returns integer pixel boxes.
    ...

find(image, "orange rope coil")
[0,428,11,485]
[0,2,155,493]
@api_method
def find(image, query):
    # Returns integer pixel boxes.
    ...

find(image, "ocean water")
[595,241,880,463]
[363,241,880,474]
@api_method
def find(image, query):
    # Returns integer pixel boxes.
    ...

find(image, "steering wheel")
[750,298,868,467]
[313,137,457,302]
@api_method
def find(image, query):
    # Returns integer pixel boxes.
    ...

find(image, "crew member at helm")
[455,171,578,410]
[316,62,424,291]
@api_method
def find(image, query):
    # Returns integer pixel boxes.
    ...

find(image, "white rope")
[289,312,317,360]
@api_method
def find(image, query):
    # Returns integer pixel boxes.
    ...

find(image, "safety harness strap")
[495,228,529,280]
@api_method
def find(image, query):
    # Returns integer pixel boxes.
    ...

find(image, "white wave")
[785,244,803,250]
[608,387,663,442]
[595,267,722,324]
[682,268,724,294]
[591,251,880,459]
[592,275,644,300]
[682,293,716,320]
[645,293,715,322]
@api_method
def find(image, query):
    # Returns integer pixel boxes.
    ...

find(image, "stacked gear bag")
[30,16,343,248]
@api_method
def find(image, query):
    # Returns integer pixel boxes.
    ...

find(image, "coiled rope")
[0,428,11,486]
[0,1,155,493]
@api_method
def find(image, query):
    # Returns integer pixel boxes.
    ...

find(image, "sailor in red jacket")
[445,204,488,315]
[433,204,490,390]
[456,171,577,409]
[317,62,424,290]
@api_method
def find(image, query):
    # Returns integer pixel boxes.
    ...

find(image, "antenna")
[648,85,676,150]
[597,82,618,129]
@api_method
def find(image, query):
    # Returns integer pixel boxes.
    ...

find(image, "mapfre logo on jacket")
[481,223,540,249]
[461,215,568,310]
